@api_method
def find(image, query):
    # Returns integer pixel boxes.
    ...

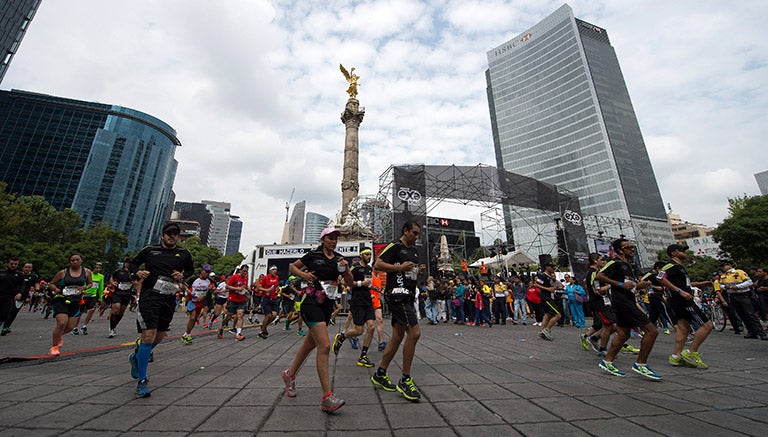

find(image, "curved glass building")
[0,89,180,251]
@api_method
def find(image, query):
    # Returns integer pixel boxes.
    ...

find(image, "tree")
[213,253,245,278]
[181,236,223,270]
[711,194,768,267]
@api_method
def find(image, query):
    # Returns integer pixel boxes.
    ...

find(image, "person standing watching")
[128,222,194,398]
[719,260,767,340]
[370,220,425,402]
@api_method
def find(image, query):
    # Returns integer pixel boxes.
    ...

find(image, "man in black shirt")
[0,257,24,336]
[596,238,661,380]
[128,222,194,398]
[371,221,424,401]
[656,244,713,369]
[108,258,136,338]
[537,263,561,341]
[332,248,376,367]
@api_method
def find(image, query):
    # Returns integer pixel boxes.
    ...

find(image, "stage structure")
[375,164,591,280]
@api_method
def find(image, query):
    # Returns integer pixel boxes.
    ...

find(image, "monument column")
[339,98,364,224]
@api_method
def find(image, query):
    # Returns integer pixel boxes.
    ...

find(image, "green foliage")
[711,194,768,267]
[213,253,245,278]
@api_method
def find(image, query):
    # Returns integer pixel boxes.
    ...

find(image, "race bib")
[118,282,132,291]
[321,281,339,299]
[62,286,81,296]
[154,277,178,295]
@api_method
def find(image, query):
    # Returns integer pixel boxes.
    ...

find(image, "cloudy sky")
[4,0,767,252]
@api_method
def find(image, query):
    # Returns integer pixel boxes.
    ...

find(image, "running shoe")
[663,328,671,335]
[71,327,80,335]
[680,350,708,369]
[357,355,374,368]
[587,336,601,353]
[329,317,336,326]
[541,328,553,341]
[81,326,88,335]
[49,346,60,356]
[283,326,292,331]
[218,328,224,339]
[203,323,208,329]
[136,378,151,398]
[108,329,116,338]
[0,327,10,336]
[632,363,662,380]
[350,337,359,350]
[230,327,237,334]
[668,354,690,367]
[621,344,640,354]
[235,333,245,341]
[371,373,397,391]
[129,352,139,379]
[296,329,306,337]
[273,317,280,326]
[599,360,625,377]
[258,331,268,339]
[378,341,387,352]
[332,333,344,355]
[181,334,193,345]
[320,392,345,413]
[281,369,297,397]
[580,333,590,351]
[596,349,607,358]
[396,377,422,402]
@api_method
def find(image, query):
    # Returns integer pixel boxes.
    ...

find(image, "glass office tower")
[0,0,41,84]
[486,4,673,266]
[0,90,180,251]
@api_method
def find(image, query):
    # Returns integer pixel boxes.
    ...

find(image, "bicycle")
[701,292,726,332]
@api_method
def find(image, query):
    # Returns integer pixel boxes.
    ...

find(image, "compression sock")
[136,343,153,380]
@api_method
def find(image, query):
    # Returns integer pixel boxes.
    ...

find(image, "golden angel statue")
[339,64,360,99]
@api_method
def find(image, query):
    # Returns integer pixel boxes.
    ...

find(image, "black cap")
[162,222,181,234]
[666,244,687,256]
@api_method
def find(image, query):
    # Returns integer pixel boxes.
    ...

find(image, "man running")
[181,265,214,344]
[332,247,377,367]
[74,262,105,335]
[596,238,661,380]
[656,244,714,368]
[257,265,280,339]
[223,265,249,341]
[537,263,561,340]
[128,222,194,398]
[108,258,136,338]
[371,220,424,402]
[0,257,24,337]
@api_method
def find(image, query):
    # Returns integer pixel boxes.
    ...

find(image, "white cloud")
[4,0,767,250]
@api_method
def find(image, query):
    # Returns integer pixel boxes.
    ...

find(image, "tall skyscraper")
[174,201,214,244]
[0,0,41,84]
[304,212,329,243]
[226,216,242,256]
[201,200,231,254]
[755,170,768,195]
[486,4,673,266]
[287,200,306,244]
[0,90,180,251]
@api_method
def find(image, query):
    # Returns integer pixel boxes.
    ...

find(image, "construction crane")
[285,187,295,222]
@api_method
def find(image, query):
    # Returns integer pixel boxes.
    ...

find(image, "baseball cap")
[209,272,216,278]
[162,222,181,234]
[319,227,341,240]
[666,244,688,256]
[202,264,212,271]
[288,275,297,281]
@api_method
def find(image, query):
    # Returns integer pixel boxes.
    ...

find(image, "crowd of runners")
[2,221,768,413]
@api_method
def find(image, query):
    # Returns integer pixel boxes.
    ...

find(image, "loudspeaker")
[538,254,552,266]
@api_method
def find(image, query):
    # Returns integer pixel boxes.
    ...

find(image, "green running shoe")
[680,350,708,369]
[599,360,625,377]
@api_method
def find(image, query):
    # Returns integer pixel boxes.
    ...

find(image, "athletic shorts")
[112,291,133,307]
[281,298,295,315]
[611,292,651,329]
[261,297,279,315]
[590,300,616,327]
[226,300,247,313]
[136,291,176,332]
[214,296,228,306]
[186,300,205,312]
[389,301,419,327]
[351,304,375,326]
[300,299,333,325]
[668,299,708,325]
[53,295,81,317]
[540,294,561,316]
[82,295,98,310]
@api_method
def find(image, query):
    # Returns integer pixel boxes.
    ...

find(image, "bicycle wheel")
[711,305,726,332]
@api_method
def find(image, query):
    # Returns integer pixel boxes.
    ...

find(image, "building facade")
[0,90,180,251]
[0,0,41,84]
[486,4,673,267]
[226,216,242,256]
[287,200,306,244]
[755,170,768,195]
[304,211,329,243]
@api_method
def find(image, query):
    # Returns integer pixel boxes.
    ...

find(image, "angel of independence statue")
[339,64,360,99]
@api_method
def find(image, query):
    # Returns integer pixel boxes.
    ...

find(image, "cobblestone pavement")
[1,310,767,436]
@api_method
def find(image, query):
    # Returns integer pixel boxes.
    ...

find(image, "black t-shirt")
[0,268,24,297]
[299,248,344,289]
[130,244,195,293]
[658,261,691,304]
[600,258,640,300]
[22,273,39,300]
[349,261,373,306]
[536,273,554,300]
[378,239,419,298]
[585,267,602,303]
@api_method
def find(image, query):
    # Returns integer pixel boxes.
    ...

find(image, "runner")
[0,257,24,337]
[224,265,249,341]
[73,262,105,336]
[257,265,280,339]
[47,254,94,355]
[282,227,352,413]
[332,247,376,367]
[210,275,229,334]
[181,265,214,344]
[371,271,386,351]
[370,220,425,402]
[596,238,661,380]
[279,275,304,335]
[108,258,137,338]
[656,244,714,368]
[128,222,194,398]
[536,263,561,340]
